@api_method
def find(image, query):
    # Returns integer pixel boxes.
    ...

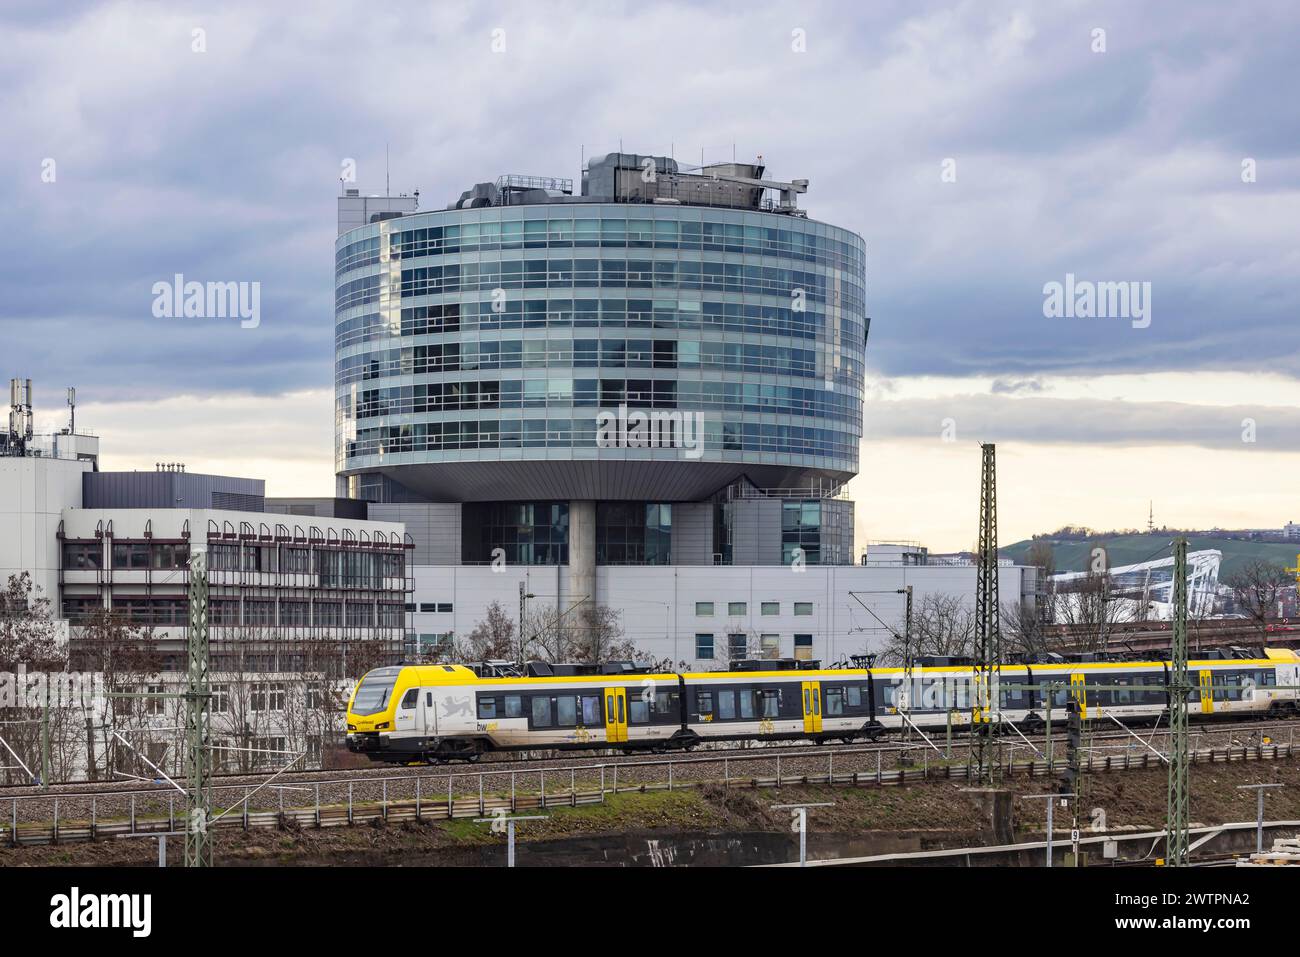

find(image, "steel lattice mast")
[185,548,213,867]
[973,443,1002,783]
[1165,537,1190,866]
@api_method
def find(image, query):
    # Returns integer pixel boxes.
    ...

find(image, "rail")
[2,737,1295,848]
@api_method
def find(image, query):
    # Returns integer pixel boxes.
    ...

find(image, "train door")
[1198,670,1214,714]
[1069,672,1088,719]
[395,686,421,735]
[801,681,823,733]
[604,686,628,743]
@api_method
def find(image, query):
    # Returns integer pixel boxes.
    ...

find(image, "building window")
[61,542,102,570]
[419,602,437,612]
[760,634,780,659]
[436,602,453,614]
[794,634,813,660]
[462,501,569,566]
[728,633,747,660]
[596,502,672,565]
[728,601,747,616]
[794,602,813,616]
[251,682,286,712]
[244,600,275,627]
[761,602,779,616]
[146,684,165,715]
[782,501,821,566]
[695,602,714,616]
[346,603,374,628]
[280,601,309,627]
[378,603,405,627]
[211,684,229,713]
[314,602,343,627]
[695,633,714,660]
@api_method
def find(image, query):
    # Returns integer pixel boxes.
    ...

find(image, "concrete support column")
[567,500,596,611]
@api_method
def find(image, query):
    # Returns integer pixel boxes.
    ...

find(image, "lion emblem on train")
[440,695,473,719]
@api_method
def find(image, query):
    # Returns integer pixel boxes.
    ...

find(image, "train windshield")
[351,669,399,715]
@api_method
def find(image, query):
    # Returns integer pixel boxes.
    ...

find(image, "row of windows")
[388,260,863,313]
[62,542,190,571]
[694,601,815,617]
[694,633,816,660]
[337,339,829,384]
[344,418,858,462]
[337,299,867,351]
[380,217,864,275]
[344,377,862,427]
[204,543,405,583]
[62,597,406,629]
[472,689,681,728]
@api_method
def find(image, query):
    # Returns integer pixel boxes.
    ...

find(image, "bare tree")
[1048,574,1134,652]
[465,601,516,659]
[1223,560,1291,642]
[71,609,162,782]
[1025,540,1056,579]
[880,592,976,665]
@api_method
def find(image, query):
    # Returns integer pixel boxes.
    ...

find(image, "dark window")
[478,697,498,719]
[531,696,552,728]
[505,694,523,717]
[400,688,419,709]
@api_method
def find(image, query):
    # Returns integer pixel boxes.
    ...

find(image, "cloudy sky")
[2,1,1297,550]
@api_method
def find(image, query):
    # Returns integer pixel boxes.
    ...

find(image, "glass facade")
[595,502,672,565]
[461,501,569,565]
[335,202,868,500]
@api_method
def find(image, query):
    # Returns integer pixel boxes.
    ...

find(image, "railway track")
[1,715,1294,801]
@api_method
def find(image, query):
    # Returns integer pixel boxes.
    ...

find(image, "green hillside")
[1000,534,1299,580]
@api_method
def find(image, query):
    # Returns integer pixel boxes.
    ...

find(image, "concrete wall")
[405,562,1038,667]
[0,455,90,603]
[369,503,460,563]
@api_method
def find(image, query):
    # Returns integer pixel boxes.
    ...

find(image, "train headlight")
[376,721,390,730]
[347,724,356,731]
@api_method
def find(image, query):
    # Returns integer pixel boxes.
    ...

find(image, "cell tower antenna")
[1148,501,1154,533]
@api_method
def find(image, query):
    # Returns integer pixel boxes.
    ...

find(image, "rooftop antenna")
[67,386,75,434]
[1148,501,1155,533]
[385,143,390,196]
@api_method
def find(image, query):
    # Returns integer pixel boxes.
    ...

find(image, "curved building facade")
[335,153,867,573]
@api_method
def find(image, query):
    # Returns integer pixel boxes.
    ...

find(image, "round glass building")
[335,152,867,572]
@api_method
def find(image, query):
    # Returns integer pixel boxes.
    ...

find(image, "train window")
[478,697,498,719]
[1261,671,1276,687]
[653,691,679,718]
[739,690,756,720]
[717,690,736,720]
[629,699,650,724]
[505,694,523,717]
[847,685,862,708]
[426,693,432,708]
[401,688,419,709]
[531,696,552,728]
[697,690,714,719]
[824,688,844,716]
[557,696,578,726]
[581,695,602,725]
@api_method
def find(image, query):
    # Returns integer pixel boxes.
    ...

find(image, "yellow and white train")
[345,648,1300,763]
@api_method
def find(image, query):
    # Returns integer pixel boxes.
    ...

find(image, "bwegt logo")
[0,666,102,709]
[1042,272,1151,329]
[595,404,705,459]
[50,887,151,938]
[151,273,261,328]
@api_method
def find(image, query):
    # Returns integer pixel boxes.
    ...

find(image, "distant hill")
[999,533,1299,580]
